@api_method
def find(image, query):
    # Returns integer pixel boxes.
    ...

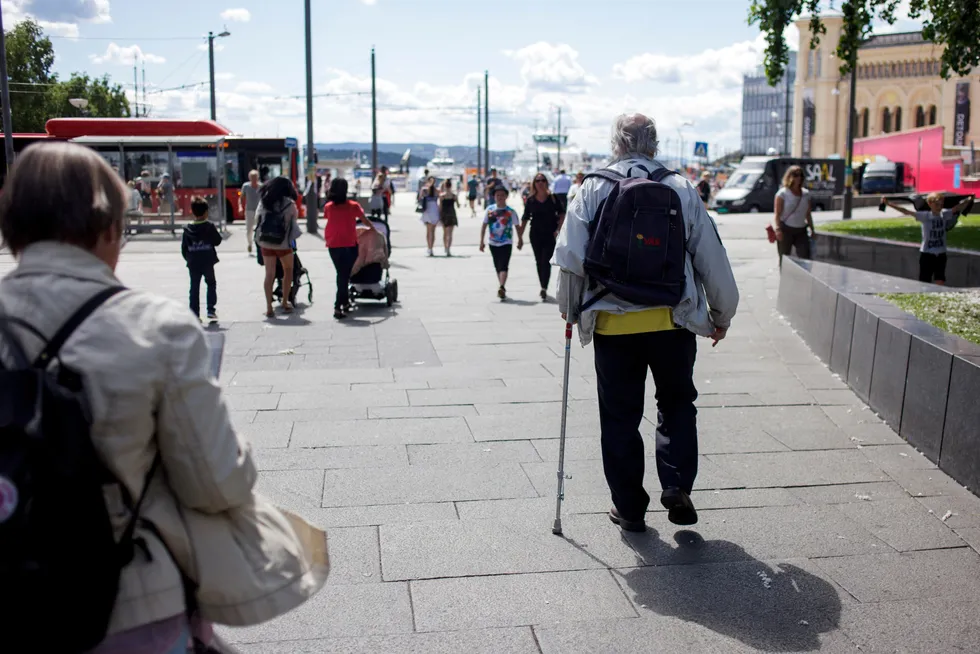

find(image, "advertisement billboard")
[801,88,816,157]
[954,81,971,147]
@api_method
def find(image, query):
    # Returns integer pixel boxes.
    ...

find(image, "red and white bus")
[1,118,305,227]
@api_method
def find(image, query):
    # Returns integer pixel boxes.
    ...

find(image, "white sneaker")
[427,248,434,257]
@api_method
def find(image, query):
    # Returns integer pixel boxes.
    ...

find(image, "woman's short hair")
[259,175,298,210]
[0,142,127,255]
[327,177,349,204]
[782,165,804,188]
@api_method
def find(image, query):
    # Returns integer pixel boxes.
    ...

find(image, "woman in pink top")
[324,177,375,319]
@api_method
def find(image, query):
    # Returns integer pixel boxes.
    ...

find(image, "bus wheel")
[749,205,760,213]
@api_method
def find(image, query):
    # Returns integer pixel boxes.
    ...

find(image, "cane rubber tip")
[552,528,563,535]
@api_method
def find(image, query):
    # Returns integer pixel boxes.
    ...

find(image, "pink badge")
[0,475,19,523]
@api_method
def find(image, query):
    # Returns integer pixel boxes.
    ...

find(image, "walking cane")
[552,321,573,535]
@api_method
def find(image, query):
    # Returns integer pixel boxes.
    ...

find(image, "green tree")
[3,19,130,133]
[748,0,980,85]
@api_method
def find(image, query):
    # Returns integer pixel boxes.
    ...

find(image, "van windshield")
[724,171,762,189]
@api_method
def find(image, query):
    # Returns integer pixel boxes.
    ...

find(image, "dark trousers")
[328,246,358,309]
[594,328,698,521]
[188,264,217,317]
[777,224,811,266]
[530,231,556,290]
[918,252,947,282]
[554,193,568,213]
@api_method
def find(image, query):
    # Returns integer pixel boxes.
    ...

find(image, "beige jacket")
[0,242,326,635]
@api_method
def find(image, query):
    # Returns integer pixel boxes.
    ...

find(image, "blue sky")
[7,0,923,154]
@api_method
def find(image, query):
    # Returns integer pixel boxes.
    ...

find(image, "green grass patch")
[819,215,980,252]
[881,291,980,346]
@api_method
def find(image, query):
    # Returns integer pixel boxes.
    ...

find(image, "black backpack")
[580,166,687,311]
[0,286,159,652]
[258,202,288,243]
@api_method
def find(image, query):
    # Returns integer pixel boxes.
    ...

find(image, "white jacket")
[553,155,739,345]
[0,242,326,635]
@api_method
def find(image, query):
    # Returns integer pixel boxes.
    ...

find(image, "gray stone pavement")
[4,192,979,652]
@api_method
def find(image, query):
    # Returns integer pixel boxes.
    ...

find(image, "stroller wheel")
[385,286,394,307]
[390,279,399,303]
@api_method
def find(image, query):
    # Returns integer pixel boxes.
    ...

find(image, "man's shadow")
[568,530,843,652]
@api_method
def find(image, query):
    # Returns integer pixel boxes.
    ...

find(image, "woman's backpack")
[259,203,288,243]
[0,287,159,652]
[580,166,687,311]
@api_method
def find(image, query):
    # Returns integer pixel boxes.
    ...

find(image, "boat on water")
[420,148,465,185]
[511,131,593,182]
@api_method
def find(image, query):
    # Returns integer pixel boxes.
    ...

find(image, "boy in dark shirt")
[181,196,223,321]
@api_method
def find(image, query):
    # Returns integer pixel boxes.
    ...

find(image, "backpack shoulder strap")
[583,168,625,184]
[35,286,126,368]
[648,168,677,183]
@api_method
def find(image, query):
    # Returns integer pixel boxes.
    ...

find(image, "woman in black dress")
[519,173,564,301]
[439,178,460,257]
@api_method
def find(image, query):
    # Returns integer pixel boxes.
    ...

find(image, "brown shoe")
[609,506,646,532]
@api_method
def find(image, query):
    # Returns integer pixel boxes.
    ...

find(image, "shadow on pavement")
[562,531,843,652]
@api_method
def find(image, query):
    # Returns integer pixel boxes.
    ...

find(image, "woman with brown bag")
[773,165,816,268]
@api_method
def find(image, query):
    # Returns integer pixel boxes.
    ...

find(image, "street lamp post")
[0,8,15,169]
[207,29,231,121]
[842,57,858,220]
[303,0,317,233]
[677,121,694,169]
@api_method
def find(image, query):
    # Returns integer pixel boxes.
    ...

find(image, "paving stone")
[381,515,642,581]
[251,406,369,422]
[814,548,980,602]
[788,481,910,505]
[883,467,974,498]
[324,526,382,584]
[787,363,849,390]
[701,405,852,451]
[254,469,324,512]
[222,384,273,395]
[957,528,980,554]
[406,441,540,466]
[393,361,552,384]
[236,627,540,654]
[322,462,537,507]
[466,412,605,442]
[277,390,408,410]
[521,457,742,497]
[253,445,408,471]
[836,596,980,653]
[536,616,856,654]
[221,583,413,643]
[837,497,965,552]
[231,368,393,387]
[236,421,293,449]
[708,450,889,488]
[411,570,636,632]
[820,405,904,445]
[296,502,459,528]
[530,433,658,461]
[290,417,472,447]
[614,558,852,652]
[860,443,937,476]
[472,398,599,417]
[367,404,479,419]
[408,385,564,407]
[915,493,980,529]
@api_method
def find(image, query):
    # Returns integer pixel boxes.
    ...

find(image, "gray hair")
[610,113,659,160]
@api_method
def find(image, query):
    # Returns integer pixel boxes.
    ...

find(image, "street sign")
[693,141,708,158]
[284,137,298,148]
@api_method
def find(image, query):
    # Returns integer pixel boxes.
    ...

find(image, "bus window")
[176,153,217,188]
[224,157,242,186]
[99,151,123,179]
[124,150,169,185]
[255,156,283,181]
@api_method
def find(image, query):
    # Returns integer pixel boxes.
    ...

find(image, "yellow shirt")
[595,308,678,336]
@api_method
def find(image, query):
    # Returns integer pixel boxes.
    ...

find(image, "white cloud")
[90,43,166,65]
[198,42,226,52]
[505,42,599,93]
[360,0,377,4]
[37,21,79,38]
[215,72,236,81]
[234,81,273,94]
[3,0,111,36]
[613,35,767,90]
[220,8,251,22]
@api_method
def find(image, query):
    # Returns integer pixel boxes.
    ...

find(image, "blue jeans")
[189,264,217,317]
[594,328,699,521]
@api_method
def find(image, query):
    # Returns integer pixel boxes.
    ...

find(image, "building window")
[861,108,870,137]
[928,105,937,125]
[882,107,892,133]
[916,106,925,127]
[894,107,902,131]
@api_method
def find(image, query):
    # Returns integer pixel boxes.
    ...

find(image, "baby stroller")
[257,244,314,305]
[350,216,398,307]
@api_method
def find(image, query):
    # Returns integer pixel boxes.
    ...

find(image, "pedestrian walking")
[480,186,523,300]
[255,176,301,317]
[380,166,395,217]
[466,175,479,217]
[439,178,460,256]
[485,168,503,207]
[418,176,441,257]
[0,142,327,653]
[417,168,430,193]
[181,196,223,323]
[696,171,712,206]
[240,169,261,254]
[520,173,564,301]
[325,177,376,320]
[882,192,974,284]
[554,113,739,532]
[156,173,175,217]
[773,165,816,267]
[568,171,585,204]
[552,169,572,213]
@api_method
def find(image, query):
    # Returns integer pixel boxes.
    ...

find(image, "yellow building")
[792,15,978,158]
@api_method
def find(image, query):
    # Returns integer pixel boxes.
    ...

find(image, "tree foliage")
[4,19,130,133]
[748,0,980,86]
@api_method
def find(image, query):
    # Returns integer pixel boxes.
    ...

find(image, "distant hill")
[316,142,514,168]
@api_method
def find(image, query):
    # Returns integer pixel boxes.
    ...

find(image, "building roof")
[861,31,928,49]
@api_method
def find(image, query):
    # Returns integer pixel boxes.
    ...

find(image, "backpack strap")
[648,168,677,183]
[35,286,126,368]
[583,168,625,184]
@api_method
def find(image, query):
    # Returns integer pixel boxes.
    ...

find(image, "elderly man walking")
[554,113,739,532]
